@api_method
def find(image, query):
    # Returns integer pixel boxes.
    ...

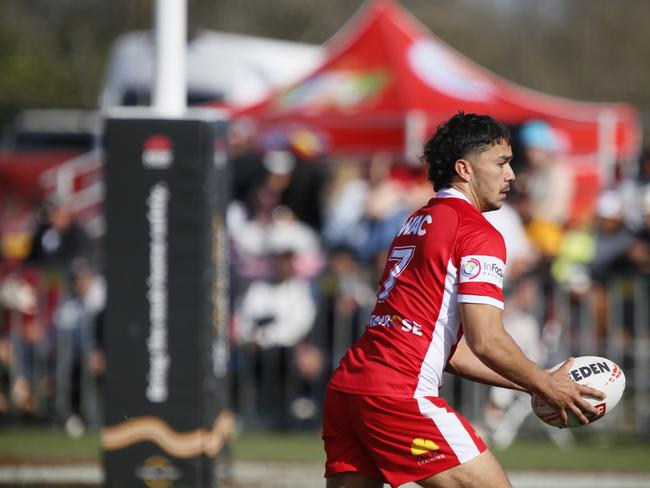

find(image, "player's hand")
[543,357,606,427]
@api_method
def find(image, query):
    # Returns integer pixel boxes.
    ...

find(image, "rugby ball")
[531,356,625,428]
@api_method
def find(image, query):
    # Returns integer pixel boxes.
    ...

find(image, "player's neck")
[449,183,482,211]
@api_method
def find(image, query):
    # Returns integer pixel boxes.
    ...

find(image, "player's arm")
[459,302,604,426]
[445,338,525,391]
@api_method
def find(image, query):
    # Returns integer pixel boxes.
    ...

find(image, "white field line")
[0,463,649,487]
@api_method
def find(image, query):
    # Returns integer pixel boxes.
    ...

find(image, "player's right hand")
[542,357,606,427]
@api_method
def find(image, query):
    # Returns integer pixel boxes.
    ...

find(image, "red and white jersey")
[328,188,507,398]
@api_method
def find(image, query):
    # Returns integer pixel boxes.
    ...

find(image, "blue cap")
[519,120,559,153]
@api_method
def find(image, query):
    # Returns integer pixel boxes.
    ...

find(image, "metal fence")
[230,273,650,442]
[0,265,103,435]
[1,265,648,443]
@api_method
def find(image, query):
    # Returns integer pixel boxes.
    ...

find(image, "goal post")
[101,108,231,488]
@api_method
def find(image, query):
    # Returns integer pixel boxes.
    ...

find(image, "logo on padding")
[142,134,173,169]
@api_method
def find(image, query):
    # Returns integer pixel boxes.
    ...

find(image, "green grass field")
[0,427,648,473]
[231,432,650,473]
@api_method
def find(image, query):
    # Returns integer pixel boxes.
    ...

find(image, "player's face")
[468,140,514,212]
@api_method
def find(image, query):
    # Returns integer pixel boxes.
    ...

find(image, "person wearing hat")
[519,120,574,229]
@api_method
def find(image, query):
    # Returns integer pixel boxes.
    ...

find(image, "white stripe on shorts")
[416,397,480,464]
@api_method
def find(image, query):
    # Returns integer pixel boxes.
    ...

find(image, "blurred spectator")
[314,245,375,375]
[589,190,636,345]
[267,206,324,277]
[484,201,539,283]
[402,168,435,212]
[619,146,650,231]
[590,190,636,283]
[233,248,319,427]
[626,184,650,273]
[266,148,326,232]
[519,120,574,228]
[321,158,369,251]
[235,249,316,349]
[515,121,573,264]
[355,152,409,261]
[0,269,37,316]
[229,119,267,211]
[517,189,565,261]
[0,262,52,417]
[53,258,105,436]
[0,192,37,262]
[0,264,38,417]
[227,168,281,280]
[26,196,91,268]
[0,196,92,419]
[7,316,46,416]
[228,149,322,280]
[229,190,323,281]
[550,216,596,294]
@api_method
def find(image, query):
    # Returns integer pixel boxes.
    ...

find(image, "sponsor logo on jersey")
[459,255,505,288]
[461,257,481,279]
[367,314,399,329]
[367,314,423,336]
[411,437,439,455]
[411,437,445,465]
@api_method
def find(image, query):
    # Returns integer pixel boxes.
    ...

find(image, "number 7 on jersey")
[377,246,415,301]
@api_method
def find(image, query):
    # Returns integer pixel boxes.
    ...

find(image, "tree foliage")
[1,0,648,135]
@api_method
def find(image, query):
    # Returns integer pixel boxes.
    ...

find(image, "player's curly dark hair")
[421,112,511,191]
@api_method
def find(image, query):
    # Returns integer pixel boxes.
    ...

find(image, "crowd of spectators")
[227,119,650,434]
[0,118,648,441]
[0,194,103,436]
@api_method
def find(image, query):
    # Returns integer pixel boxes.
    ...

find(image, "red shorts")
[322,387,486,488]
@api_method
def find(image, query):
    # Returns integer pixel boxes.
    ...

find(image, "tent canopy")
[230,0,640,168]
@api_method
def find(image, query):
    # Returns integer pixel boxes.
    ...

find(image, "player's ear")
[454,158,472,183]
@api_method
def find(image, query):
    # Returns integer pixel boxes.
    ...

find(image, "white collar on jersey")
[435,187,472,204]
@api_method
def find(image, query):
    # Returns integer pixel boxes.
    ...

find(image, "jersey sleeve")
[455,221,507,310]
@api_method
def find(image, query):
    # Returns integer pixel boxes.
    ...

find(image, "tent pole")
[598,109,617,185]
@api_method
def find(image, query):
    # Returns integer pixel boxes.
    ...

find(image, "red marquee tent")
[230,0,640,175]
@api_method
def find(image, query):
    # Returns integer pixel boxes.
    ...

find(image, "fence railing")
[230,274,650,442]
[1,265,648,443]
[0,265,103,435]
